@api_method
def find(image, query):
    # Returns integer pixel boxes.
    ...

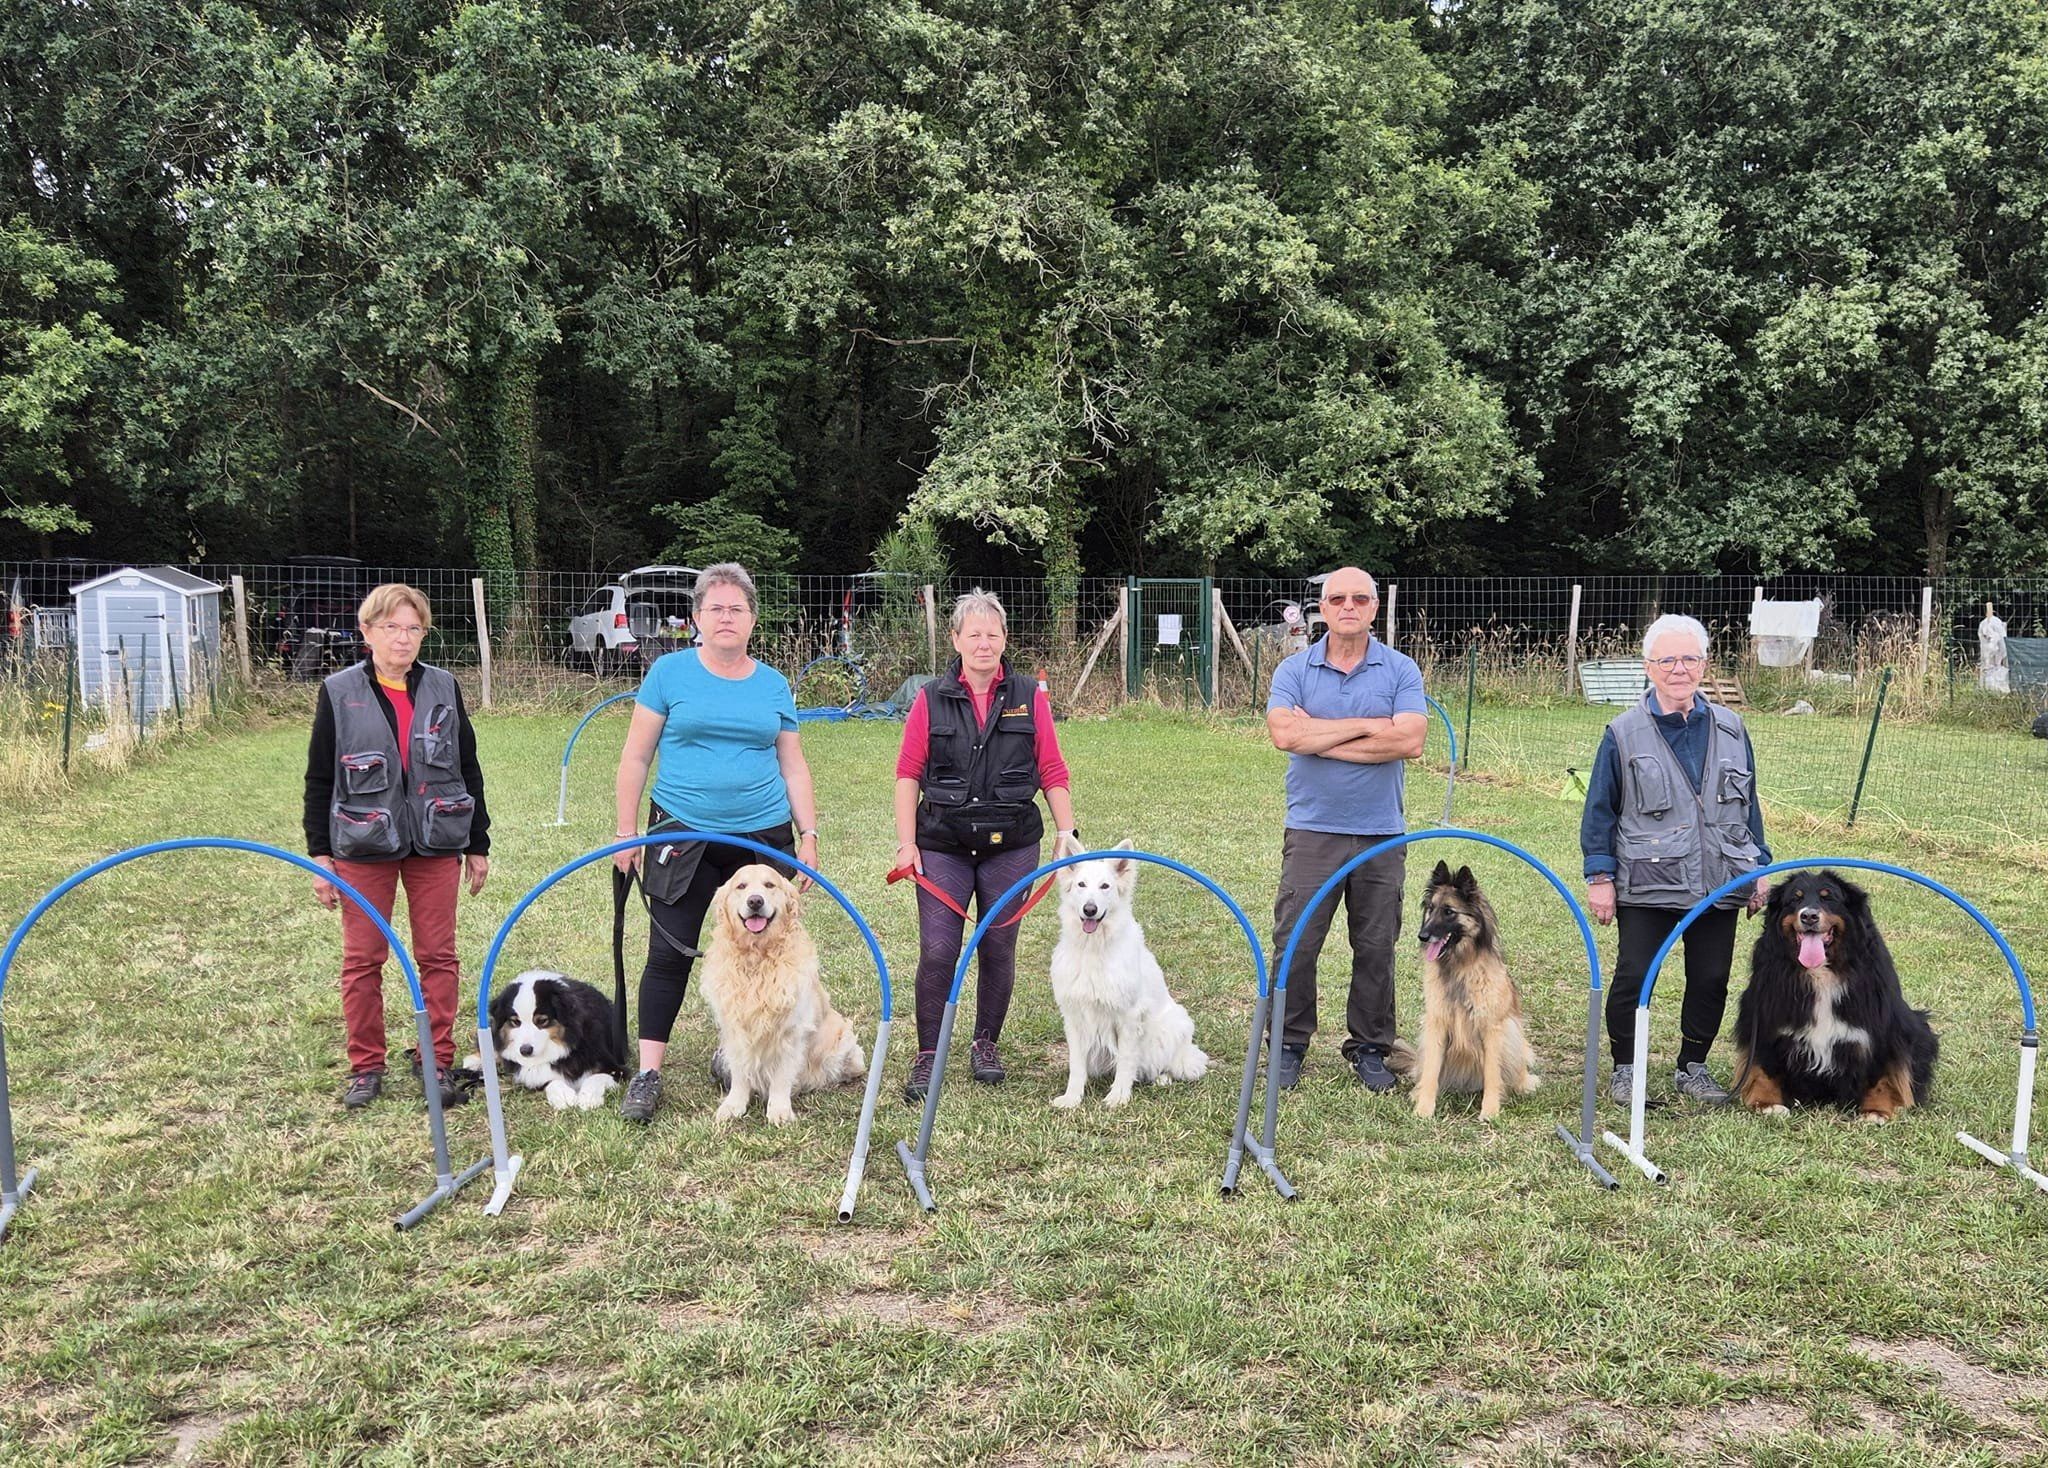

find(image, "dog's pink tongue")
[1422,937,1447,962]
[1081,917,1100,934]
[744,915,770,934]
[1798,933,1827,969]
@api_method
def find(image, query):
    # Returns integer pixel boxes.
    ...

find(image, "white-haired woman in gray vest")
[1580,614,1770,1108]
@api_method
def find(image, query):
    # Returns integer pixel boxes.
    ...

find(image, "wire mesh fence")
[6,560,2046,853]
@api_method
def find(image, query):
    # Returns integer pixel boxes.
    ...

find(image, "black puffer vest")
[915,660,1045,858]
[324,661,476,859]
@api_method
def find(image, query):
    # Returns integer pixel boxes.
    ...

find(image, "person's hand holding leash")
[612,831,642,876]
[1746,873,1769,917]
[895,840,923,876]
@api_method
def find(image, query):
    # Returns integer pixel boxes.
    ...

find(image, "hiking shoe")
[620,1068,663,1124]
[1608,1063,1636,1105]
[1675,1062,1733,1107]
[709,1047,731,1093]
[902,1050,937,1105]
[969,1038,1006,1085]
[1274,1044,1306,1091]
[1351,1048,1398,1094]
[342,1071,384,1110]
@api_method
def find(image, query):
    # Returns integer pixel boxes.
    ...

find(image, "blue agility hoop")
[551,689,639,825]
[1607,857,2044,1194]
[465,833,896,1223]
[0,837,489,1245]
[1423,694,1459,825]
[897,847,1275,1213]
[1268,828,1614,1194]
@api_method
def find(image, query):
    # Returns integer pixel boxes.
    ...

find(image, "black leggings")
[637,816,796,1046]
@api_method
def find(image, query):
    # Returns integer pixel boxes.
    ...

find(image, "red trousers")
[333,855,462,1075]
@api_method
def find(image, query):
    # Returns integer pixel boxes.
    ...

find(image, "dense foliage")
[3,0,2042,578]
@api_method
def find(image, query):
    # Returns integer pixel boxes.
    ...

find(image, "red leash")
[886,863,1057,928]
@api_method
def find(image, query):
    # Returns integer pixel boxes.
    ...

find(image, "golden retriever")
[699,864,865,1125]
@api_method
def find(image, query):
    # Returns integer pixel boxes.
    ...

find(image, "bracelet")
[1588,875,1613,886]
[799,827,819,838]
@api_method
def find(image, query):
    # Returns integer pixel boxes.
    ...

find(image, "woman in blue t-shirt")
[611,562,820,1123]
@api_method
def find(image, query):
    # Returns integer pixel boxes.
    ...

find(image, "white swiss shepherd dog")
[1049,843,1209,1109]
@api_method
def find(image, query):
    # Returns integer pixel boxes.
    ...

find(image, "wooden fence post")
[472,576,494,709]
[1564,582,1583,694]
[229,574,253,683]
[922,583,938,675]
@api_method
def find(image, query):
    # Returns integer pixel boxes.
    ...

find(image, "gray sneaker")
[342,1071,384,1110]
[1607,1063,1635,1105]
[1674,1062,1733,1107]
[620,1067,663,1124]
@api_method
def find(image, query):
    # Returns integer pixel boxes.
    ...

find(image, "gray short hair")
[693,563,757,616]
[1643,614,1710,660]
[949,588,1007,635]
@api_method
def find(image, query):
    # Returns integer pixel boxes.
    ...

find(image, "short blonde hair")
[358,583,433,632]
[950,588,1006,634]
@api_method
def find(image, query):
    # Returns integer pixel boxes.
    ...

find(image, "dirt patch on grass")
[168,1410,247,1465]
[1455,1404,1596,1465]
[1852,1337,2042,1429]
[817,1289,1036,1334]
[655,1299,730,1331]
[795,1227,897,1267]
[1664,1400,1805,1453]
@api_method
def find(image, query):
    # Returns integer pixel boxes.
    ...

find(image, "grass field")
[2,706,2046,1465]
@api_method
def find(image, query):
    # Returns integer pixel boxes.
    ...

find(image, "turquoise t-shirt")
[637,650,798,831]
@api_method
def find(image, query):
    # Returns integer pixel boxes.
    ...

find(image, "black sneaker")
[408,1051,474,1109]
[902,1050,937,1105]
[341,1071,384,1110]
[709,1047,732,1093]
[969,1038,1005,1085]
[1274,1044,1306,1091]
[620,1067,663,1124]
[1351,1048,1398,1094]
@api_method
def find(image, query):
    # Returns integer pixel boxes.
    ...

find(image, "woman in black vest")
[893,589,1078,1102]
[303,583,491,1112]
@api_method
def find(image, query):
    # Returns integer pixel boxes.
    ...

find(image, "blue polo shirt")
[637,650,798,831]
[1268,635,1427,836]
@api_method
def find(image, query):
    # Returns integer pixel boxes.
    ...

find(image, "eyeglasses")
[700,604,752,621]
[1648,654,1706,670]
[372,623,426,639]
[1322,593,1375,607]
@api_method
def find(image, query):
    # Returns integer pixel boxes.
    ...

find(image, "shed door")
[97,588,168,717]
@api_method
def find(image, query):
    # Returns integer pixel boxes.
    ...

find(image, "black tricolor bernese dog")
[1732,871,1938,1122]
[477,969,626,1110]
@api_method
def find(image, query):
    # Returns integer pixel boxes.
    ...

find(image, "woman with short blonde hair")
[303,583,491,1112]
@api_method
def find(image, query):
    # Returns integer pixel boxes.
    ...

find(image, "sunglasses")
[1322,593,1375,607]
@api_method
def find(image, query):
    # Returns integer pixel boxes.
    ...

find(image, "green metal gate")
[1124,577,1215,705]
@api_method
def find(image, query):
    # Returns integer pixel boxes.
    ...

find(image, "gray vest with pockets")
[325,661,476,859]
[1609,693,1760,909]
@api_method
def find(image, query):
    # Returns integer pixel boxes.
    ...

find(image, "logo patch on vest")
[1000,705,1029,718]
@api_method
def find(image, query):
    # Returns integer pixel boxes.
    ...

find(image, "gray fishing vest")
[1609,693,1761,909]
[325,662,476,860]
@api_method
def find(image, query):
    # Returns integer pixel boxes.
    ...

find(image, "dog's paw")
[765,1100,796,1126]
[460,1053,481,1072]
[1761,1103,1791,1118]
[712,1097,746,1124]
[1859,1110,1893,1125]
[1413,1098,1437,1120]
[1102,1087,1132,1109]
[1050,1092,1083,1110]
[544,1080,578,1110]
[1478,1104,1500,1123]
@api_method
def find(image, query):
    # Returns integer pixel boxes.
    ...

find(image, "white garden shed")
[71,566,224,723]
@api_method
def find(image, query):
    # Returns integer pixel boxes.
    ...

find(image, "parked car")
[273,556,368,680]
[566,565,701,676]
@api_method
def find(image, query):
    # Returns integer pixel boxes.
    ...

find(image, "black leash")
[610,862,704,1065]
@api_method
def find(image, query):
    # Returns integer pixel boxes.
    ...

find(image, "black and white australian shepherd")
[468,969,626,1111]
[1733,871,1938,1123]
